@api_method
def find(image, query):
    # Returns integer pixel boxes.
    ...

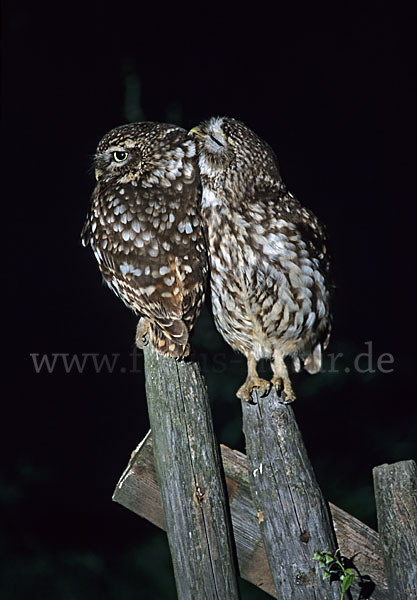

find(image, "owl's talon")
[135,319,150,349]
[136,337,148,349]
[271,376,296,404]
[237,377,271,403]
[272,377,283,394]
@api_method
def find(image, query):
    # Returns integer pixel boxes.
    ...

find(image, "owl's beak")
[189,125,205,139]
[95,168,103,181]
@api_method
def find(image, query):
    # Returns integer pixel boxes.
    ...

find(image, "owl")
[81,122,208,358]
[190,117,332,402]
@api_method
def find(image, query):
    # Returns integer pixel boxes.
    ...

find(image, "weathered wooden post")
[241,388,341,599]
[141,343,240,599]
[373,460,417,599]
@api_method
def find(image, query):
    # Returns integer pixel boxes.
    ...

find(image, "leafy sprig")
[313,549,375,599]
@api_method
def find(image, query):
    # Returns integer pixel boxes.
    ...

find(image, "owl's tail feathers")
[303,343,322,374]
[149,319,190,359]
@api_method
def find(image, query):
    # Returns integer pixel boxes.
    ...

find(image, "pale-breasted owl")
[191,117,332,402]
[81,122,208,358]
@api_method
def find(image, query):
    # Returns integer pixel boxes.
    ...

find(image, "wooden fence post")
[373,460,417,599]
[241,388,341,599]
[142,343,241,600]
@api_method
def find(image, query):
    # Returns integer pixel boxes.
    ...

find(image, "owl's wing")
[250,190,332,369]
[290,203,331,275]
[255,190,331,277]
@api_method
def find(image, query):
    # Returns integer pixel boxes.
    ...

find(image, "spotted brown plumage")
[81,122,208,358]
[191,117,332,402]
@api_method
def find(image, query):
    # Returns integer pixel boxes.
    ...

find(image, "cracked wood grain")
[373,460,417,599]
[241,388,341,599]
[142,343,240,600]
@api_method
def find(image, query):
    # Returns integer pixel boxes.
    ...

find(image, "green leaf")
[341,570,356,592]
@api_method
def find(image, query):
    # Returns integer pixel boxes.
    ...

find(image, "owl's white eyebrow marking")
[106,141,137,151]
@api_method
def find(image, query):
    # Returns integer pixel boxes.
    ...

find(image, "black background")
[2,2,416,598]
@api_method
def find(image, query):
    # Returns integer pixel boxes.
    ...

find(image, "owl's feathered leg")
[271,349,296,404]
[135,317,150,349]
[237,354,271,402]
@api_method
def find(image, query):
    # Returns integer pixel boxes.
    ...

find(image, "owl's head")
[190,116,282,191]
[93,122,196,188]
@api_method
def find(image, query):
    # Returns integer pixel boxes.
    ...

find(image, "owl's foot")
[272,349,296,403]
[135,318,150,349]
[271,375,296,404]
[237,377,271,403]
[238,354,272,402]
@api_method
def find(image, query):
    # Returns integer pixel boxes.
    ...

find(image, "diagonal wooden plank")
[114,431,389,599]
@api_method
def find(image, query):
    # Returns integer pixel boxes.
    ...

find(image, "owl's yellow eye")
[113,151,128,162]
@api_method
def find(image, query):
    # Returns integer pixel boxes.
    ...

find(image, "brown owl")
[81,122,208,358]
[191,117,332,402]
